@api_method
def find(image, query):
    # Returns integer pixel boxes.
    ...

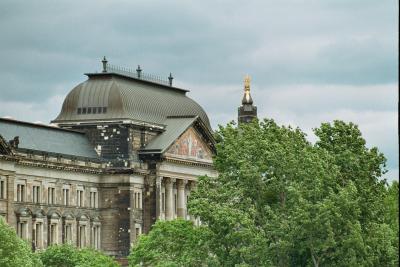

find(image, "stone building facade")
[0,59,216,258]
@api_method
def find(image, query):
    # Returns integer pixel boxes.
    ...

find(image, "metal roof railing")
[106,63,172,86]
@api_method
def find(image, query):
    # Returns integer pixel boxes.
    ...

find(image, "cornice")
[164,156,214,169]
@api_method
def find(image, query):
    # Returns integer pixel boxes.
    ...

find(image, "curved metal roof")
[53,73,211,130]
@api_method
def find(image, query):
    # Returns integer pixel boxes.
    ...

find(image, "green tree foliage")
[128,219,215,267]
[0,217,43,267]
[40,243,120,267]
[129,119,398,266]
[385,181,399,233]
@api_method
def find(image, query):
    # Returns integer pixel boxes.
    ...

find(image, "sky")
[0,0,398,182]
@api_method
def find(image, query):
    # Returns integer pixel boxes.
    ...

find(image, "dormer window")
[77,107,107,115]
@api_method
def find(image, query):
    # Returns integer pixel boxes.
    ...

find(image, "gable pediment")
[165,127,213,162]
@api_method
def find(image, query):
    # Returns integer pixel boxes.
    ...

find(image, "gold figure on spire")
[244,74,251,91]
[244,75,251,103]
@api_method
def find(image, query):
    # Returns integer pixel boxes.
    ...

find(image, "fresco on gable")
[165,127,212,161]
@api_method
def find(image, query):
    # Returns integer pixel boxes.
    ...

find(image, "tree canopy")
[39,243,120,267]
[129,119,398,266]
[0,217,43,267]
[128,219,215,267]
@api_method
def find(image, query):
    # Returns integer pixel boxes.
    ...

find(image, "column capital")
[156,176,163,186]
[165,177,176,184]
[177,179,188,189]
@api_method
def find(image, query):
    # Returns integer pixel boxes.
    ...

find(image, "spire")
[238,74,257,123]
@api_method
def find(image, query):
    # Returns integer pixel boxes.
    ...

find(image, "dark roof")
[52,73,211,130]
[0,118,98,159]
[143,116,198,153]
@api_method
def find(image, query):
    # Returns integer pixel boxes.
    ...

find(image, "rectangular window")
[134,192,142,209]
[63,188,69,206]
[64,224,72,244]
[16,184,25,202]
[102,107,107,113]
[87,107,92,114]
[48,187,55,204]
[135,227,141,241]
[77,189,84,207]
[78,225,86,248]
[82,108,87,114]
[91,226,100,249]
[34,223,43,249]
[134,192,137,209]
[0,180,5,199]
[17,221,27,239]
[90,192,98,208]
[49,224,57,245]
[97,107,102,113]
[33,185,40,203]
[77,108,82,114]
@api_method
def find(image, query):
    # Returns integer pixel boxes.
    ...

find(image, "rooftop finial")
[168,73,173,86]
[136,65,142,78]
[244,74,251,91]
[242,74,253,105]
[102,56,108,73]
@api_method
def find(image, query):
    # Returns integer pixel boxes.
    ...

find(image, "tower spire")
[238,74,257,123]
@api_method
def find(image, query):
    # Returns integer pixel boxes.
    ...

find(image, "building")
[238,75,257,123]
[0,58,216,258]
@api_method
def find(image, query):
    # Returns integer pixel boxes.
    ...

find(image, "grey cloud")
[0,0,397,178]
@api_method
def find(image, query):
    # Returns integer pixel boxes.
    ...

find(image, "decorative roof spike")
[136,65,142,78]
[102,56,108,73]
[168,73,173,86]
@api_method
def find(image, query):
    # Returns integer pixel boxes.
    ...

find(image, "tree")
[128,219,215,267]
[189,119,398,266]
[129,119,398,266]
[0,217,43,267]
[40,243,120,267]
[314,120,398,266]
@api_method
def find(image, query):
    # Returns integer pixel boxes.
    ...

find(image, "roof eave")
[84,72,190,93]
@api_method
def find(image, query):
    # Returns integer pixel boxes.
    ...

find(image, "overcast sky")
[0,0,398,182]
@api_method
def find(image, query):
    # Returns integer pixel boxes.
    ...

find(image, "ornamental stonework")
[165,127,212,161]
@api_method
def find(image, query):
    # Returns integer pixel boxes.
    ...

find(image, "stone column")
[165,178,174,220]
[177,179,187,219]
[156,177,163,220]
[6,174,16,226]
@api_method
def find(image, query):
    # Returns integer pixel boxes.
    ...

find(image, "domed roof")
[53,73,211,130]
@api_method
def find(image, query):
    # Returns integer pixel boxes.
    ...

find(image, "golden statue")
[244,74,251,90]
